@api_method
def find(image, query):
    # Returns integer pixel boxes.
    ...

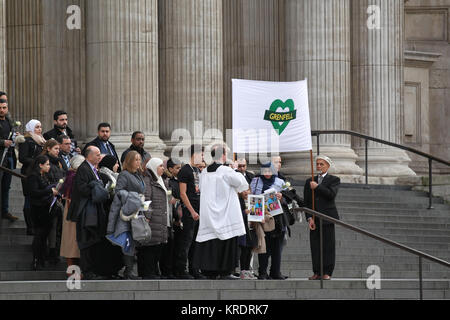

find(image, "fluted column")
[86,0,165,157]
[352,0,415,183]
[223,0,285,131]
[0,0,6,91]
[283,0,363,182]
[159,0,223,144]
[6,0,86,137]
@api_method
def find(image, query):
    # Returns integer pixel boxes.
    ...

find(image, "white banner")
[232,79,312,154]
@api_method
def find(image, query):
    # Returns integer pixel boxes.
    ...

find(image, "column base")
[280,145,364,183]
[355,147,417,185]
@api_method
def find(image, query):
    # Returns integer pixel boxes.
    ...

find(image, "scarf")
[146,158,168,194]
[260,174,276,192]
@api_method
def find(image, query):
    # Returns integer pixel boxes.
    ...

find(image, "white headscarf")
[146,158,168,194]
[25,119,41,133]
[25,119,46,146]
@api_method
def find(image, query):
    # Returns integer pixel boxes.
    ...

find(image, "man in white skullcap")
[303,155,341,281]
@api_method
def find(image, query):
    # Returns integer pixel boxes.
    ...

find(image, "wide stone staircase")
[0,176,449,300]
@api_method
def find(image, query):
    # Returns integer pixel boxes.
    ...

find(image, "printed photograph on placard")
[264,189,283,217]
[248,195,265,222]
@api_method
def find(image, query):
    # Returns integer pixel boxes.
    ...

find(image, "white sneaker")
[246,270,257,280]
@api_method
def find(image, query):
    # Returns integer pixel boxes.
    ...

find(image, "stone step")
[0,279,447,300]
[0,271,67,281]
[336,207,450,215]
[287,230,450,243]
[336,201,449,210]
[336,195,445,204]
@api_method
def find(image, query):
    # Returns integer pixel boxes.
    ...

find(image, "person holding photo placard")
[250,163,289,280]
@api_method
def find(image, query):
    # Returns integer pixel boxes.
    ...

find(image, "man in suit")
[0,91,19,222]
[304,155,340,281]
[43,110,81,155]
[83,123,121,172]
[67,146,107,280]
[120,131,151,165]
[236,158,254,185]
[56,135,72,172]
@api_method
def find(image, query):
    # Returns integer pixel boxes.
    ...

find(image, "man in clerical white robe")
[193,145,249,280]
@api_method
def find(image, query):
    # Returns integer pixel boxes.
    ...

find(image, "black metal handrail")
[296,207,450,300]
[0,166,26,180]
[311,130,450,209]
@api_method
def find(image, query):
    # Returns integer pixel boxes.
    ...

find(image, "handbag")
[262,213,275,232]
[129,211,152,246]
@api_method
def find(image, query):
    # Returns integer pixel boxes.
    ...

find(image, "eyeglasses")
[0,99,7,104]
[238,165,247,168]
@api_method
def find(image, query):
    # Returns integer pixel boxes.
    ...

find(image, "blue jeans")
[1,156,14,215]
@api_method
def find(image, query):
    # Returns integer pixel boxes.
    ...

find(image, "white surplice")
[196,165,249,243]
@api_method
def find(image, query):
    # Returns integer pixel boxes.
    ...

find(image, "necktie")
[64,155,70,169]
[105,142,115,156]
[318,175,324,185]
[93,167,100,180]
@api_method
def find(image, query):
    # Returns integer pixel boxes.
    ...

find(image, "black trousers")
[240,246,253,271]
[80,242,105,275]
[310,223,336,276]
[137,244,163,277]
[258,231,285,277]
[31,205,52,262]
[173,209,197,275]
[160,227,174,276]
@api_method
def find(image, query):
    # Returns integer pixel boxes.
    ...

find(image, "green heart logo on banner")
[264,99,297,135]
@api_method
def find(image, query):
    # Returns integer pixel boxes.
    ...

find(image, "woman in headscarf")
[250,162,288,280]
[17,119,46,235]
[138,158,170,279]
[60,155,85,275]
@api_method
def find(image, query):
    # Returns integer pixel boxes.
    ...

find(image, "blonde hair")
[122,151,142,173]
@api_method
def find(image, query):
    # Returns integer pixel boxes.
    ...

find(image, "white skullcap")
[25,119,41,133]
[316,155,333,167]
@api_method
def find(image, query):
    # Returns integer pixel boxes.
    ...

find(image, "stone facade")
[1,0,448,182]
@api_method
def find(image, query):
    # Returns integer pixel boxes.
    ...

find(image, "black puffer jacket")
[142,169,168,246]
[18,136,44,175]
[46,154,66,184]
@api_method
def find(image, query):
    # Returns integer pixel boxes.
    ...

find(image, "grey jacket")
[142,169,168,246]
[115,170,145,194]
[107,190,143,256]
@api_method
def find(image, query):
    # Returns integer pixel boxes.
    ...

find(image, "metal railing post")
[428,158,433,210]
[320,218,324,289]
[365,139,369,188]
[317,134,320,156]
[419,256,423,300]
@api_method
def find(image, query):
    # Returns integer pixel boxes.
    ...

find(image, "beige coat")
[60,199,80,258]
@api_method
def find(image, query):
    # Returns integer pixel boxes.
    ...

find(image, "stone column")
[159,0,223,148]
[86,0,165,158]
[0,0,5,91]
[6,0,86,137]
[352,0,416,184]
[223,0,285,131]
[283,0,363,182]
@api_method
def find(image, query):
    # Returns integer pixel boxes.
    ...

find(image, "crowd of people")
[0,91,341,281]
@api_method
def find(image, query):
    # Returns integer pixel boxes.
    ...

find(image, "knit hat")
[316,155,333,167]
[99,155,118,171]
[25,119,41,133]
